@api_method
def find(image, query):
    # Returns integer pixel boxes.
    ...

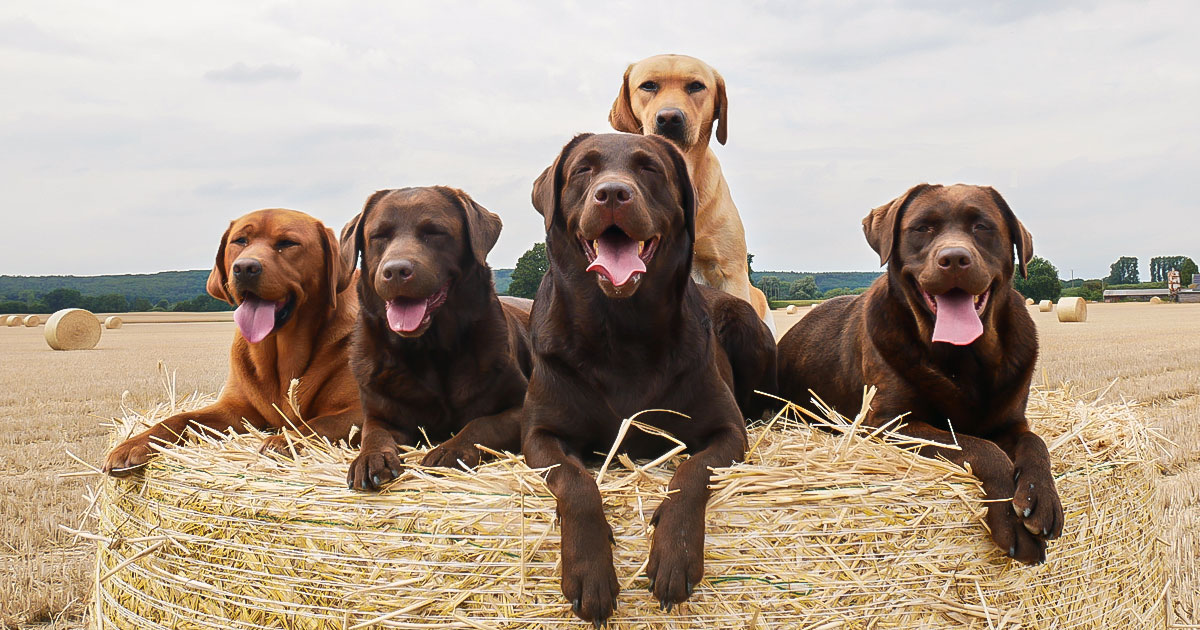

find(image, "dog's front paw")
[646,500,705,611]
[259,434,298,457]
[561,520,619,627]
[103,437,155,476]
[1011,462,1064,540]
[420,435,482,470]
[346,448,404,491]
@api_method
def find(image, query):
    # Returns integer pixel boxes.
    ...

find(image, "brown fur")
[339,187,531,490]
[777,184,1062,564]
[103,209,361,474]
[610,53,775,334]
[524,133,777,624]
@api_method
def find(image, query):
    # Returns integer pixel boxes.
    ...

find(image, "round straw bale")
[104,316,123,329]
[785,304,798,315]
[22,314,40,327]
[92,387,1165,629]
[1025,297,1035,305]
[44,308,101,350]
[1056,296,1087,322]
[1149,296,1163,304]
[5,315,21,326]
[1038,299,1053,312]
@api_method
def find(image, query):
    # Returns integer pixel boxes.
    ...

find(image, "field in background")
[1,303,1198,627]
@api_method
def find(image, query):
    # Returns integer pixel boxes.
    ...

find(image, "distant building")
[1102,288,1172,303]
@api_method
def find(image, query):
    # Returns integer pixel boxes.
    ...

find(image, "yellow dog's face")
[609,54,727,151]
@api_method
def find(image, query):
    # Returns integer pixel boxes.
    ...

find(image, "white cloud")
[0,0,1196,280]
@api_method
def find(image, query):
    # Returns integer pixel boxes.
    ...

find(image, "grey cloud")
[204,62,301,84]
[0,16,82,55]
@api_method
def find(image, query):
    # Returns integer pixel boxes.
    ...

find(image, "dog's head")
[339,186,502,338]
[863,184,1033,346]
[206,209,351,344]
[609,54,728,151]
[532,133,695,299]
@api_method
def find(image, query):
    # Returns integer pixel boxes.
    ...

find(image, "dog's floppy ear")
[648,135,697,246]
[713,69,728,146]
[609,64,641,134]
[863,184,932,267]
[985,186,1034,278]
[447,188,503,266]
[340,189,392,279]
[205,222,235,305]
[319,225,353,311]
[532,134,591,232]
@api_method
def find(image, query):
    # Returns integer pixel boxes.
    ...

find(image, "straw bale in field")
[87,386,1165,629]
[1038,300,1053,312]
[1149,296,1163,304]
[44,308,101,350]
[1025,297,1035,305]
[5,315,21,326]
[785,304,798,315]
[22,314,39,326]
[104,316,123,329]
[1057,297,1088,322]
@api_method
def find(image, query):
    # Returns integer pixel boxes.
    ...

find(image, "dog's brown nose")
[231,258,262,280]
[381,260,415,282]
[655,108,685,133]
[936,247,973,270]
[593,182,633,208]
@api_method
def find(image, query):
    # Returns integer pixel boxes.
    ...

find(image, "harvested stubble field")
[2,303,1198,628]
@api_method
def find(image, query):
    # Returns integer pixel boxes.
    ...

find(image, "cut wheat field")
[2,303,1198,628]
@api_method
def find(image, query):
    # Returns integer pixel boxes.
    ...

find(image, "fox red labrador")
[103,209,360,474]
[777,184,1061,564]
[340,187,531,490]
[525,133,776,625]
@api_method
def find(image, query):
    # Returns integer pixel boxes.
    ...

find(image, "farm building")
[1103,288,1172,303]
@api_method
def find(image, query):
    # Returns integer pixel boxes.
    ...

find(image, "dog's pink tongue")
[386,298,428,334]
[932,291,983,346]
[587,232,646,287]
[234,296,278,344]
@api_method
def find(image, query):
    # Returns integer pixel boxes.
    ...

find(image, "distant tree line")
[0,288,230,314]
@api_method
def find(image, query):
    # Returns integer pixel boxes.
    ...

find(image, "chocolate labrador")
[340,187,531,490]
[103,209,360,474]
[777,183,1062,564]
[525,133,777,625]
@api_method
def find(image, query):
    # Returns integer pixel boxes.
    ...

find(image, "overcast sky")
[1,1,1197,279]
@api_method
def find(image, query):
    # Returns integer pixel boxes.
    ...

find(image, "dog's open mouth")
[922,286,990,346]
[234,293,295,344]
[385,281,450,336]
[580,226,659,288]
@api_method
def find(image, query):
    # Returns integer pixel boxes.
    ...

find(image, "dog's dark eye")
[687,81,706,93]
[974,223,992,232]
[641,163,659,174]
[638,81,659,92]
[572,165,592,176]
[231,237,248,246]
[421,227,448,240]
[912,225,931,234]
[275,239,300,250]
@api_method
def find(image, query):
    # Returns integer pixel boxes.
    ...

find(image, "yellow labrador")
[610,53,776,335]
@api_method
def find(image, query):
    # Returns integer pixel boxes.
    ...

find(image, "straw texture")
[86,385,1165,629]
[1057,297,1088,322]
[45,308,101,350]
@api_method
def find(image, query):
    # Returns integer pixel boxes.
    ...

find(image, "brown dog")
[525,133,777,625]
[610,53,776,335]
[777,184,1062,563]
[103,209,361,474]
[339,187,530,490]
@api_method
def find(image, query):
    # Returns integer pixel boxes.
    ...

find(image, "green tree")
[1180,258,1199,286]
[1105,256,1139,285]
[42,288,84,311]
[758,275,782,300]
[507,243,548,299]
[746,253,755,278]
[1013,256,1062,302]
[131,297,153,312]
[89,293,129,312]
[1079,280,1104,301]
[788,275,818,300]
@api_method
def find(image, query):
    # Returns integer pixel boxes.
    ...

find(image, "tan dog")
[610,53,776,335]
[103,209,362,474]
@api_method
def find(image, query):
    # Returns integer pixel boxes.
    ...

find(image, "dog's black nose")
[231,258,262,280]
[655,108,686,133]
[382,260,415,282]
[593,182,633,208]
[936,247,973,270]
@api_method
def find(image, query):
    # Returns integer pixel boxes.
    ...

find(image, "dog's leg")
[346,412,413,491]
[421,406,522,469]
[994,427,1064,540]
[885,416,1048,564]
[646,422,745,610]
[103,403,259,475]
[524,428,619,626]
[259,408,362,455]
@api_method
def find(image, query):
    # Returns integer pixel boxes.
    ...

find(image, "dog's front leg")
[422,405,522,469]
[646,422,745,611]
[524,427,619,626]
